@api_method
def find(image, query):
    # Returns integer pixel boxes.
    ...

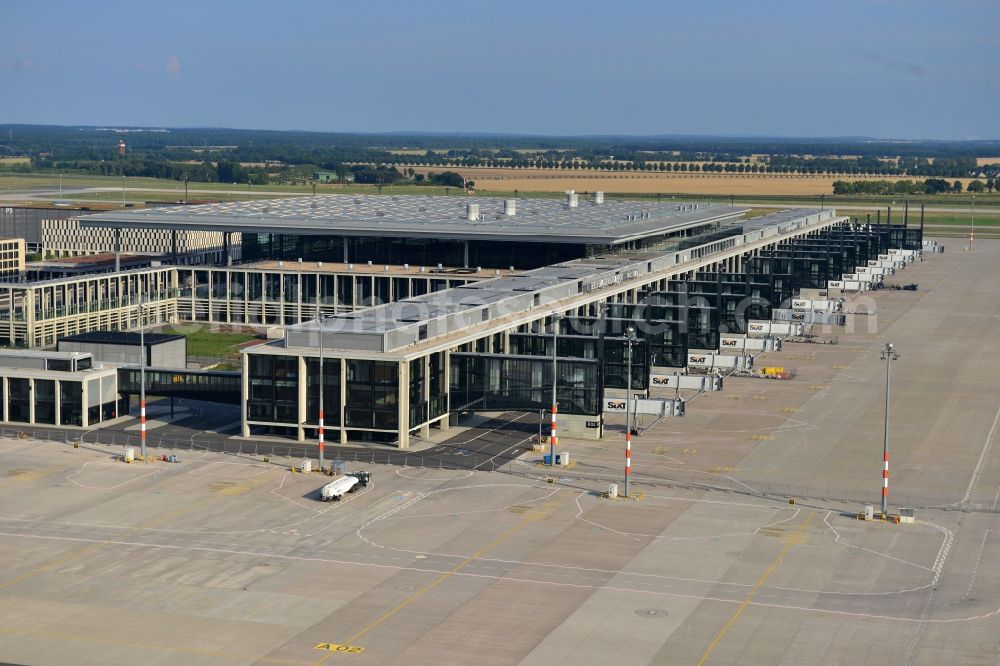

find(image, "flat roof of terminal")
[77,194,747,245]
[279,207,839,355]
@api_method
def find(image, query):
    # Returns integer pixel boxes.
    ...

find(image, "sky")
[1,0,997,140]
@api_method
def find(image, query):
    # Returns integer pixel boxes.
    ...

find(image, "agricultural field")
[406,166,982,197]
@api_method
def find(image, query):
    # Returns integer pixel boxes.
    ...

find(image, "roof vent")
[317,261,323,267]
[504,199,517,216]
[565,190,578,208]
[348,263,353,270]
[367,260,373,266]
[404,263,409,269]
[594,191,604,204]
[466,202,480,221]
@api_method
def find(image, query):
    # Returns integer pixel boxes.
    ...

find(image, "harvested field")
[407,166,978,196]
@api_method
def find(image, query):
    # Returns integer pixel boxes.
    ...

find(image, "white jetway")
[650,373,723,391]
[720,335,782,352]
[747,320,805,338]
[603,397,685,417]
[687,351,753,372]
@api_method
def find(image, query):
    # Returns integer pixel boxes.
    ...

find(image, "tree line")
[832,178,997,195]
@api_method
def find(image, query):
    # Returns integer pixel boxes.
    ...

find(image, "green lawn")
[158,325,257,359]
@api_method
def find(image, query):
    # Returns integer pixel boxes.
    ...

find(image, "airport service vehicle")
[319,471,371,501]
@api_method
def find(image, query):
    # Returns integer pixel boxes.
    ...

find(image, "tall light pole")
[317,314,334,471]
[139,293,147,461]
[880,342,899,517]
[549,312,562,466]
[624,326,636,498]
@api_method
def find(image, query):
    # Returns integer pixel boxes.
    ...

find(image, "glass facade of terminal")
[449,353,600,416]
[241,223,740,271]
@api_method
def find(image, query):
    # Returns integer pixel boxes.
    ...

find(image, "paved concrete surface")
[2,238,1000,665]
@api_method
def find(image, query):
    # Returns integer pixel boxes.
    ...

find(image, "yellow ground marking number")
[709,466,741,474]
[315,643,364,654]
[781,407,801,413]
[749,434,774,441]
[681,448,698,455]
[809,383,830,390]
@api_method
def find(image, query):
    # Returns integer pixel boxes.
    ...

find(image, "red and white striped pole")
[549,313,560,466]
[318,408,325,463]
[882,451,889,512]
[549,403,557,466]
[625,428,631,497]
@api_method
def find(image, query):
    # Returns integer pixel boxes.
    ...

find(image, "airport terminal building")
[0,194,922,440]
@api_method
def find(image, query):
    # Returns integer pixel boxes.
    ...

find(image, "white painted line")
[961,400,1000,504]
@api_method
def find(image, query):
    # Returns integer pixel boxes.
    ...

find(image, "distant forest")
[1,125,998,185]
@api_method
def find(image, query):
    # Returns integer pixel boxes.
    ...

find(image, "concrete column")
[171,229,179,264]
[28,378,35,424]
[240,352,250,437]
[343,237,349,264]
[81,379,89,428]
[463,241,469,268]
[2,377,7,423]
[25,289,36,349]
[54,379,61,426]
[224,232,232,266]
[297,354,308,442]
[397,360,409,449]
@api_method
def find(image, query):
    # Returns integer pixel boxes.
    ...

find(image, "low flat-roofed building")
[0,349,122,428]
[57,330,187,368]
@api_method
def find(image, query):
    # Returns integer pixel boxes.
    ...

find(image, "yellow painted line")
[696,511,814,666]
[319,492,569,664]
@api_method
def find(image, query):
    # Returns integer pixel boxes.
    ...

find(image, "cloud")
[13,58,36,72]
[165,55,181,76]
[132,62,145,72]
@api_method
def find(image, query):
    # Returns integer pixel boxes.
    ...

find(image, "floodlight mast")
[880,342,899,517]
[139,294,146,461]
[549,313,563,466]
[624,327,636,498]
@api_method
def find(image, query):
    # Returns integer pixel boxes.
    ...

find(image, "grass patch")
[159,325,257,359]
